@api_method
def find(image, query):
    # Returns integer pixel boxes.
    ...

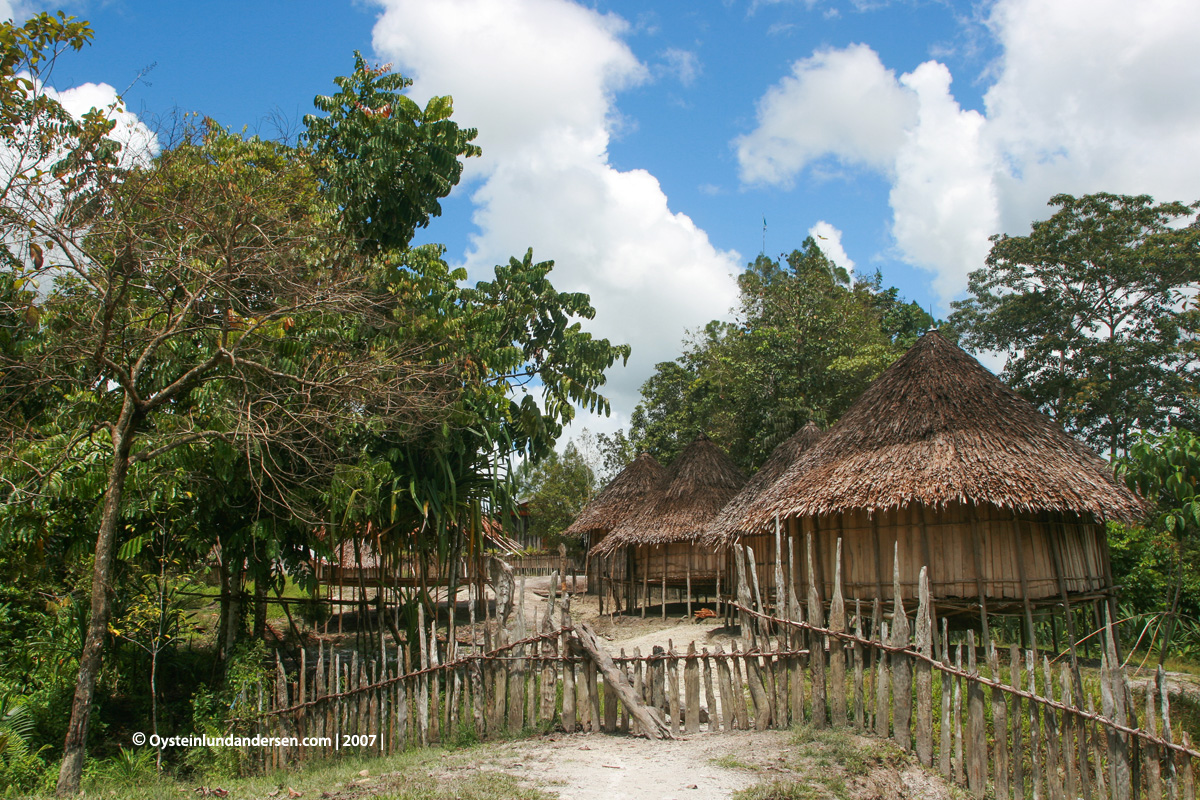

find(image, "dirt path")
[478,730,788,800]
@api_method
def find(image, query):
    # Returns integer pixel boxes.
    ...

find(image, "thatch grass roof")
[740,330,1145,530]
[564,452,665,537]
[701,421,825,548]
[590,435,746,556]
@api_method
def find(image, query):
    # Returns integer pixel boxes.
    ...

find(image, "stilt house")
[563,452,665,596]
[590,435,746,613]
[701,421,825,603]
[730,330,1144,633]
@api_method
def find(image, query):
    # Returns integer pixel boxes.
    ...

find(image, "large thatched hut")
[590,435,746,614]
[700,421,825,601]
[734,330,1143,635]
[563,452,665,598]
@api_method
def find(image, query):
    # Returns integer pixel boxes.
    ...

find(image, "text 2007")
[340,735,377,748]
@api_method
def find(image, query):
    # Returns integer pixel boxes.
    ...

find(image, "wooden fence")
[246,539,1198,800]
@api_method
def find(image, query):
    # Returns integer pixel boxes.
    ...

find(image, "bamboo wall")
[735,502,1111,610]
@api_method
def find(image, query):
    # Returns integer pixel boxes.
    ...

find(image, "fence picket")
[701,648,718,733]
[991,646,1010,800]
[853,600,865,731]
[954,644,965,786]
[1012,645,1025,800]
[807,532,827,727]
[940,621,952,779]
[967,632,985,798]
[876,621,890,738]
[830,538,847,728]
[714,643,735,731]
[915,568,933,766]
[685,642,701,734]
[890,544,912,751]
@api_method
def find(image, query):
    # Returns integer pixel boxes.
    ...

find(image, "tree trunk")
[57,396,139,796]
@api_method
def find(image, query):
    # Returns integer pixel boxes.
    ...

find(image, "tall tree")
[950,192,1200,456]
[631,239,931,470]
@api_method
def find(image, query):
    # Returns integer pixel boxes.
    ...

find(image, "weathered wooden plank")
[890,546,912,751]
[714,644,736,732]
[915,567,933,766]
[730,641,752,730]
[875,620,890,738]
[967,632,986,798]
[1090,695,1110,800]
[830,538,847,728]
[954,644,964,786]
[1181,732,1195,800]
[701,648,717,732]
[1044,656,1063,800]
[941,621,952,780]
[684,642,701,734]
[1061,664,1081,800]
[990,646,1010,800]
[744,645,772,731]
[1012,644,1025,800]
[620,649,632,734]
[1145,679,1162,800]
[586,655,601,734]
[562,608,577,734]
[1159,666,1177,800]
[808,532,827,727]
[1029,650,1042,800]
[1103,621,1132,800]
[853,599,865,730]
[666,644,681,736]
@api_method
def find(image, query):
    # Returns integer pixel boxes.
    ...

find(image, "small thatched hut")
[735,330,1143,635]
[701,421,825,600]
[563,452,665,597]
[591,435,746,614]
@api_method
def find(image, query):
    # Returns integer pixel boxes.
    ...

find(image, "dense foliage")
[950,193,1200,457]
[0,19,627,793]
[628,238,935,471]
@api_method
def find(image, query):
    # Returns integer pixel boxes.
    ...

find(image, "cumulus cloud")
[371,0,741,420]
[735,44,917,186]
[808,220,854,273]
[659,48,700,87]
[737,0,1200,303]
[52,82,160,167]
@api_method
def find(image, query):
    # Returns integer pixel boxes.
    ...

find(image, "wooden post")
[1011,644,1025,800]
[666,641,680,736]
[562,596,576,734]
[1104,610,1131,800]
[854,599,865,730]
[1044,656,1063,800]
[729,641,751,730]
[890,543,912,751]
[829,538,847,727]
[714,644,735,731]
[774,516,786,621]
[1160,666,1177,800]
[1015,513,1038,653]
[808,532,827,727]
[1028,649,1042,800]
[661,546,668,620]
[991,645,1010,800]
[685,642,700,734]
[1064,664,1083,800]
[701,647,718,733]
[967,631,986,798]
[915,567,934,766]
[875,620,890,739]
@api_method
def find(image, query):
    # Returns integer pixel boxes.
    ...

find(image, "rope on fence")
[732,601,1200,761]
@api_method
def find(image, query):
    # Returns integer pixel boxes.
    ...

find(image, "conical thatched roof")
[740,330,1145,531]
[701,421,825,548]
[565,452,665,537]
[590,435,747,556]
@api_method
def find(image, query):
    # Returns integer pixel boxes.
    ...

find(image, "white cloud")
[52,82,159,167]
[808,220,854,273]
[371,0,741,418]
[737,0,1200,304]
[889,62,997,301]
[659,48,700,87]
[735,44,917,186]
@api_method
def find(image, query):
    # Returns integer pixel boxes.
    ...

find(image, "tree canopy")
[629,238,934,471]
[950,192,1200,456]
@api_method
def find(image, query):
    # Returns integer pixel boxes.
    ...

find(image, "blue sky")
[28,0,1200,438]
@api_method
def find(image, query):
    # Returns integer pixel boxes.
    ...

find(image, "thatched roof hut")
[566,452,665,539]
[592,435,747,557]
[742,330,1143,527]
[701,421,825,549]
[566,452,665,596]
[728,330,1144,628]
[590,435,746,612]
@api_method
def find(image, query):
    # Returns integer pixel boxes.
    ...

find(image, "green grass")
[710,753,761,771]
[24,746,552,800]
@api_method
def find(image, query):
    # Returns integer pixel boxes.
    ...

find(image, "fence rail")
[244,544,1198,800]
